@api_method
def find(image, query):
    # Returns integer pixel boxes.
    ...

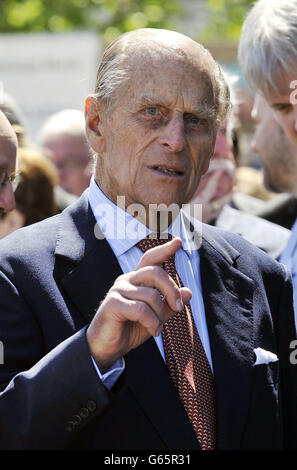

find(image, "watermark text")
[93,197,203,250]
[290,80,297,105]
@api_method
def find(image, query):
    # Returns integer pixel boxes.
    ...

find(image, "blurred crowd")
[0,95,91,239]
[1,0,297,450]
[1,0,297,305]
[0,67,294,251]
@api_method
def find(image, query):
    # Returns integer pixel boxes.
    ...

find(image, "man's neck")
[94,177,181,230]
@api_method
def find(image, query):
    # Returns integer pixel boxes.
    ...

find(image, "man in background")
[0,95,78,212]
[190,118,291,259]
[0,111,18,219]
[251,95,297,196]
[239,0,297,147]
[38,109,92,197]
[239,0,297,321]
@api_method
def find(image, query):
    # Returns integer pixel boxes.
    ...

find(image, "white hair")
[238,0,297,97]
[94,29,231,131]
[38,109,86,144]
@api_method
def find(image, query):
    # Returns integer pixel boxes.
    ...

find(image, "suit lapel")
[55,191,123,323]
[200,225,254,449]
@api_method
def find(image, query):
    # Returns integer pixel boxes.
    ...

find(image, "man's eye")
[145,107,159,116]
[274,104,291,113]
[185,114,201,125]
[0,171,8,187]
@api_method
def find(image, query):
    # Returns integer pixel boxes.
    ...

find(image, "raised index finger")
[136,237,182,270]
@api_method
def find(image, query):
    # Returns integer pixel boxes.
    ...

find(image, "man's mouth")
[150,166,184,176]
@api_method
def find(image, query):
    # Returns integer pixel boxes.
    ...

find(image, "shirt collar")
[88,177,198,257]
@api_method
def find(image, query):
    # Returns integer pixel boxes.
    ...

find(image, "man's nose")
[159,117,186,152]
[0,183,16,214]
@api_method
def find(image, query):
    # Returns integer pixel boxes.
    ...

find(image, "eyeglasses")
[0,171,21,194]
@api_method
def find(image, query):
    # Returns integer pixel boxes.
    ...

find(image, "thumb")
[180,287,192,306]
[163,286,193,325]
[137,237,182,270]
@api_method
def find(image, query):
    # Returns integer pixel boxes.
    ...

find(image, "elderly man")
[239,0,297,323]
[0,29,296,451]
[0,111,18,219]
[39,109,92,196]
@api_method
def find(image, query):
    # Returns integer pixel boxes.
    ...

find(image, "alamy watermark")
[92,197,203,250]
[290,80,297,104]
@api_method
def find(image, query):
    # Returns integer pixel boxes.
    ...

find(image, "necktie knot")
[137,234,178,283]
[137,233,172,253]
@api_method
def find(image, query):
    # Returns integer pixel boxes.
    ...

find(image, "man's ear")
[85,95,106,154]
[201,139,216,176]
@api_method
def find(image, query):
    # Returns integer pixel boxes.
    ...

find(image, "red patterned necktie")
[137,234,216,450]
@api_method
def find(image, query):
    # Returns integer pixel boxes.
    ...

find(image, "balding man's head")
[94,29,230,132]
[0,111,18,218]
[38,109,91,196]
[85,29,231,223]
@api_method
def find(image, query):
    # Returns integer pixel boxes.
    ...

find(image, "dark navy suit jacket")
[0,192,296,450]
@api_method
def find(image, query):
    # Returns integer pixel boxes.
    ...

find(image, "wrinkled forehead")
[125,46,215,110]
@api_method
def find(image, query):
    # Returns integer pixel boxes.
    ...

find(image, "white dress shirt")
[88,178,213,388]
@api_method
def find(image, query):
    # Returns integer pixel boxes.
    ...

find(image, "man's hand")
[86,237,192,372]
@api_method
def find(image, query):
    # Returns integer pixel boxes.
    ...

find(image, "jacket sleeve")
[0,269,111,449]
[274,263,297,449]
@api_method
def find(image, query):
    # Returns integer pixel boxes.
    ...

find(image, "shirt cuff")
[91,355,125,390]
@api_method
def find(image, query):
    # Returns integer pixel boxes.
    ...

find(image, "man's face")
[90,54,216,218]
[44,134,91,196]
[0,126,17,219]
[252,94,297,194]
[266,69,297,146]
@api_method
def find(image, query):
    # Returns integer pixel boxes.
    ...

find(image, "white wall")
[0,31,101,140]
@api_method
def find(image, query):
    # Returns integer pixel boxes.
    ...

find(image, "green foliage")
[0,0,183,43]
[0,0,258,43]
[201,0,254,42]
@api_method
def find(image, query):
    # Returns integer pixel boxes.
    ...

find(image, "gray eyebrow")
[139,94,215,120]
